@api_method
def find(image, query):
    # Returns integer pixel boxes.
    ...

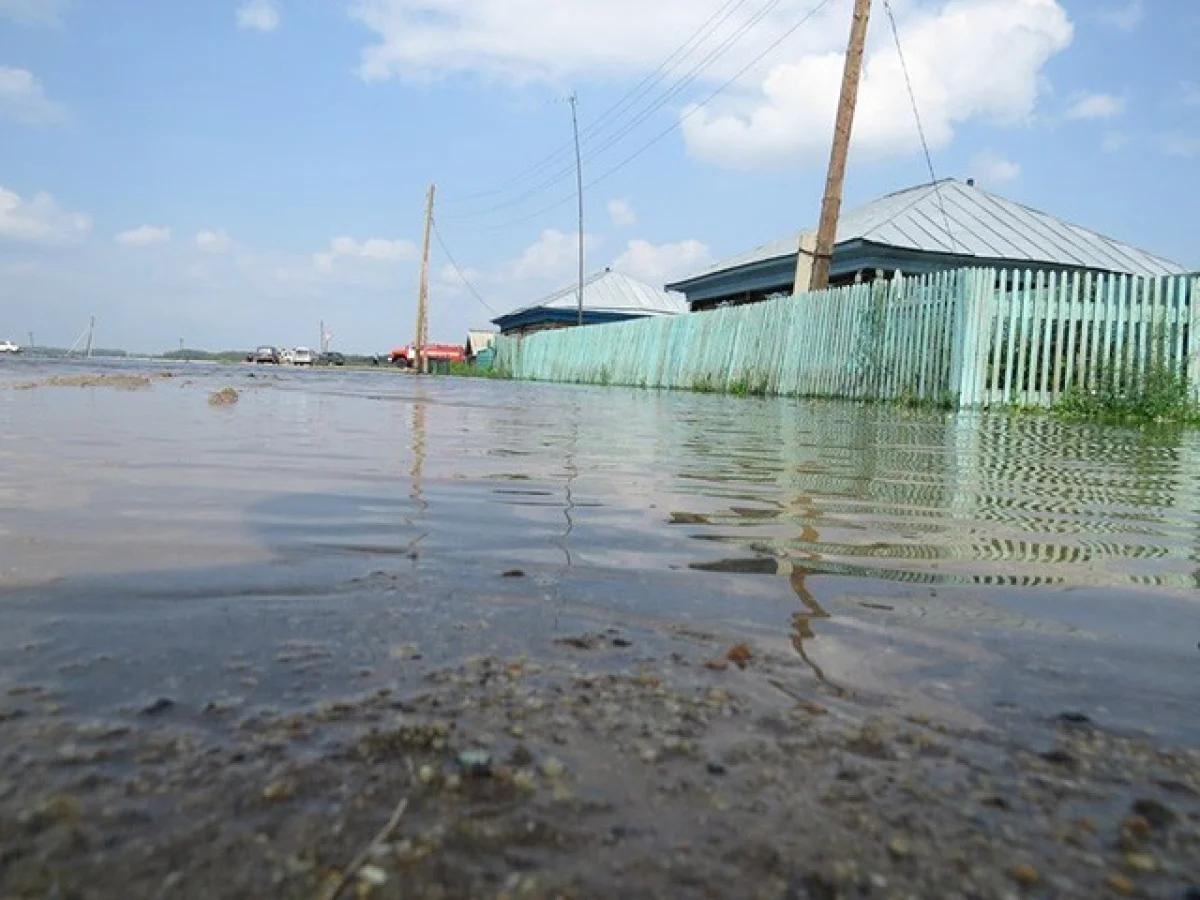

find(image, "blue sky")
[1,0,1197,353]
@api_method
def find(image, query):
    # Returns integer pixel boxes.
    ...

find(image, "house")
[464,330,497,367]
[492,268,687,336]
[666,178,1188,312]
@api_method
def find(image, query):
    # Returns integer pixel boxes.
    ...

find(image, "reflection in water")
[673,401,1200,591]
[405,390,428,560]
[552,399,581,629]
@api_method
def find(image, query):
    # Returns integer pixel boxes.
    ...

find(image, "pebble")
[1124,852,1157,874]
[1104,873,1134,895]
[1012,863,1039,886]
[261,780,294,802]
[1131,797,1177,830]
[140,698,175,717]
[706,761,727,776]
[357,864,388,886]
[457,751,493,777]
[418,765,436,784]
[540,757,565,778]
[887,838,911,859]
[512,770,536,792]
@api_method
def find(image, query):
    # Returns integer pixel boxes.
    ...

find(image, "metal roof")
[497,269,687,321]
[669,179,1187,287]
[465,330,496,354]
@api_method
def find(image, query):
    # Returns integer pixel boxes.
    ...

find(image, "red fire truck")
[389,343,466,368]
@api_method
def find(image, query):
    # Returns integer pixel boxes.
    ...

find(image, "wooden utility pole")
[809,0,872,292]
[415,182,436,374]
[568,94,585,326]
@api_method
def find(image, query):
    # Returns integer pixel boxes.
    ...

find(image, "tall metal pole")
[810,0,872,292]
[416,183,436,375]
[85,317,95,358]
[569,93,585,326]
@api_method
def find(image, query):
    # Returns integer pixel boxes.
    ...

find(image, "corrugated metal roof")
[501,269,688,319]
[671,179,1186,285]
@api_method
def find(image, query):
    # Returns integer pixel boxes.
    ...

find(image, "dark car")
[253,345,280,364]
[317,351,345,366]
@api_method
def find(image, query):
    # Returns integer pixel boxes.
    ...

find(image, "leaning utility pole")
[568,93,585,326]
[415,182,436,374]
[810,0,872,292]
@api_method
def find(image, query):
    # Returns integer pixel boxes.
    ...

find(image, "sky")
[1,0,1198,354]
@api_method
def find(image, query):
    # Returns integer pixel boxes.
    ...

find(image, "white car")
[280,348,295,364]
[292,347,314,366]
[0,339,21,354]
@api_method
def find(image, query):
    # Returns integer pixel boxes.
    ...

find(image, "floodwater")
[1,357,1198,737]
[2,358,1200,899]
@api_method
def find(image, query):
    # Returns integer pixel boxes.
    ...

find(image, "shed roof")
[496,269,687,323]
[668,179,1186,288]
[465,330,496,354]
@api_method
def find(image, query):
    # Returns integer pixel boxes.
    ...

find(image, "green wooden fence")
[494,267,1200,408]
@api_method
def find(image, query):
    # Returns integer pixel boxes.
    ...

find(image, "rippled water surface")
[1,357,1197,738]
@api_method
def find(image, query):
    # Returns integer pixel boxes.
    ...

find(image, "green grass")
[1052,361,1200,426]
[446,361,511,379]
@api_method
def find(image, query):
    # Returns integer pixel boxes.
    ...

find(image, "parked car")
[0,339,21,354]
[292,347,314,366]
[281,349,295,364]
[317,351,345,366]
[253,345,280,364]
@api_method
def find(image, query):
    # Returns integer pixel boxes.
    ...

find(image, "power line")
[882,0,958,253]
[431,218,499,315]
[441,0,795,222]
[442,0,754,206]
[468,0,834,233]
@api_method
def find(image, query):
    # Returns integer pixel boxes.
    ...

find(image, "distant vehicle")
[293,347,314,366]
[317,351,345,366]
[0,340,20,354]
[389,343,465,368]
[253,345,280,364]
[281,348,295,364]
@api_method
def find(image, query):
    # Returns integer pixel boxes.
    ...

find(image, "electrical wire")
[467,0,833,233]
[431,218,499,314]
[882,0,958,253]
[441,0,795,221]
[445,0,754,205]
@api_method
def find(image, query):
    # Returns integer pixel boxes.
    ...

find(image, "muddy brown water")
[1,358,1199,899]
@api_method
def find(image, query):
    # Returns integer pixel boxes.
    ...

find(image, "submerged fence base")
[495,267,1200,409]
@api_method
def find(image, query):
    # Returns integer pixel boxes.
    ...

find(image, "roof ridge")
[855,179,959,242]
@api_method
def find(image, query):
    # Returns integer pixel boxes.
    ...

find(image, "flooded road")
[2,358,1198,899]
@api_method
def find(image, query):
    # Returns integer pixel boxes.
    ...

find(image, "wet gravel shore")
[3,621,1198,900]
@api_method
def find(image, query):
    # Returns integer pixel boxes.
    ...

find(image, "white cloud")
[195,229,232,251]
[115,225,171,247]
[510,228,599,281]
[1158,133,1200,159]
[0,186,90,244]
[349,0,829,83]
[610,238,710,286]
[0,66,65,124]
[1065,92,1124,120]
[237,0,280,32]
[0,0,64,26]
[313,236,416,270]
[348,0,1072,170]
[1098,0,1143,31]
[968,149,1020,183]
[1101,130,1130,153]
[606,198,637,228]
[683,0,1073,170]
